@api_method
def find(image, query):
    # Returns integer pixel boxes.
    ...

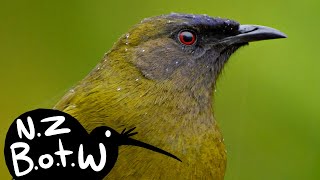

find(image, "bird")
[54,13,286,179]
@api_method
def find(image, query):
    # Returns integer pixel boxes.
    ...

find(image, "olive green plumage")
[54,13,286,179]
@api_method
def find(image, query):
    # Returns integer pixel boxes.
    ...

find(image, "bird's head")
[105,13,286,94]
[90,126,121,145]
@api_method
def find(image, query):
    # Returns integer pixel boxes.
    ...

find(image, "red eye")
[178,31,196,45]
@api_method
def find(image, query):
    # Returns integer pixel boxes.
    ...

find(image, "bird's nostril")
[239,26,259,34]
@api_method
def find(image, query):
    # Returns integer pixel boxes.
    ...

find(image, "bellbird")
[54,13,286,179]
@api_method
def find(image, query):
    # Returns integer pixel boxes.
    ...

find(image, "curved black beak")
[122,137,182,162]
[221,25,287,45]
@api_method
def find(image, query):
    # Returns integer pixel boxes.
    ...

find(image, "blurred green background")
[1,0,319,179]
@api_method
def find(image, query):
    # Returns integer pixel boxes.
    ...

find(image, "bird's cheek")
[132,44,187,80]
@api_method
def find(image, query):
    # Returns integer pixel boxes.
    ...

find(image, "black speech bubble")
[4,109,180,180]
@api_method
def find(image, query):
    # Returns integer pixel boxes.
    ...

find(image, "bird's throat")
[54,53,226,179]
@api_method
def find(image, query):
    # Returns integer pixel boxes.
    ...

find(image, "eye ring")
[178,30,197,45]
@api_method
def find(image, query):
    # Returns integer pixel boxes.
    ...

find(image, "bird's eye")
[105,130,111,137]
[178,30,196,45]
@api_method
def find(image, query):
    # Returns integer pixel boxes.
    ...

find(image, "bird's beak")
[221,25,287,46]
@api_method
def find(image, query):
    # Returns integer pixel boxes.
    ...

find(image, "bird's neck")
[55,49,225,160]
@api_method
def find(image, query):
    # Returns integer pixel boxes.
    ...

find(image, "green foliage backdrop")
[1,0,319,179]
